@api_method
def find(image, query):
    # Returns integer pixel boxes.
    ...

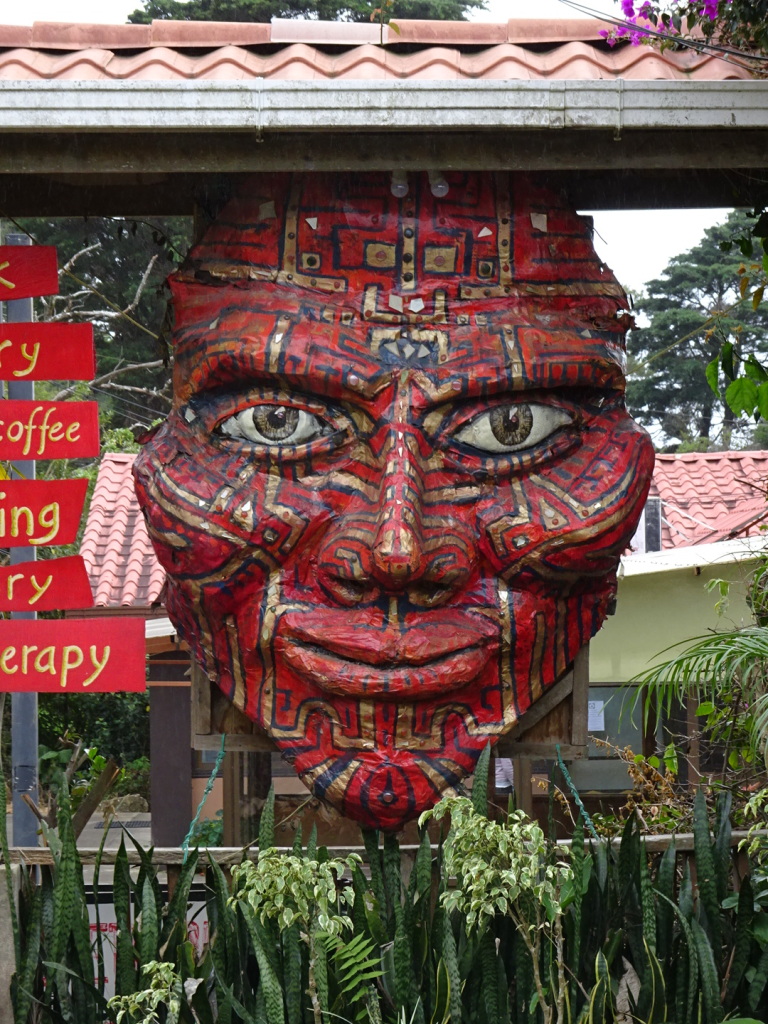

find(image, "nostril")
[339,578,369,597]
[317,571,375,607]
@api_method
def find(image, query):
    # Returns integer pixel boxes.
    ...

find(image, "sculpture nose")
[369,434,426,588]
[315,428,476,606]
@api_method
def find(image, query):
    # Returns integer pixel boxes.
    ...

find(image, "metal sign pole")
[5,232,39,848]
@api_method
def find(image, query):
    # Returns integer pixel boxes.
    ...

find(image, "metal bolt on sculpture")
[134,172,654,830]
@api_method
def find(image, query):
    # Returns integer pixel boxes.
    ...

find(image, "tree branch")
[53,359,166,401]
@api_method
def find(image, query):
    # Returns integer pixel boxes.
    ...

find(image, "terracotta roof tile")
[652,451,768,548]
[15,18,606,50]
[0,41,748,82]
[80,452,165,609]
[31,21,151,49]
[0,18,753,81]
[150,19,270,47]
[0,26,32,46]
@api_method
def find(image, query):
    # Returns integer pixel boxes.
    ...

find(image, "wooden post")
[222,751,242,847]
[571,645,589,749]
[245,752,272,843]
[686,697,702,783]
[149,677,193,847]
[512,756,533,817]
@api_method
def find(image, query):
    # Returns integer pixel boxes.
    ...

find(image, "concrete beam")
[0,80,767,133]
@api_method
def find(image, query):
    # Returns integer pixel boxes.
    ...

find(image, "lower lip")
[279,639,494,699]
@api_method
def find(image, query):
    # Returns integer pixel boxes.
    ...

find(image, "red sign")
[0,323,95,381]
[0,555,93,612]
[0,478,88,548]
[0,617,145,692]
[0,401,99,461]
[0,247,58,301]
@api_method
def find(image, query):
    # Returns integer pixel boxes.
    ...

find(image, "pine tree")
[627,210,768,450]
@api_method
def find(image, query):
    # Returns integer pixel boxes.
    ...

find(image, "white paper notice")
[588,700,605,731]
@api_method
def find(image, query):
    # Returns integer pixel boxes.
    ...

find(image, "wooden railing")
[5,829,765,865]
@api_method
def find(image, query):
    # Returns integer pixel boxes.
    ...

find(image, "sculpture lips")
[277,610,498,699]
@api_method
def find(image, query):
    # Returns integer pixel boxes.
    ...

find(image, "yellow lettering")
[0,646,17,674]
[0,261,15,291]
[23,405,42,456]
[6,420,23,444]
[33,503,60,546]
[10,505,34,540]
[34,647,56,675]
[14,342,40,377]
[6,572,23,600]
[36,408,54,456]
[60,646,84,688]
[64,422,81,444]
[48,422,64,443]
[83,646,110,687]
[21,645,37,673]
[28,574,52,606]
[0,340,12,366]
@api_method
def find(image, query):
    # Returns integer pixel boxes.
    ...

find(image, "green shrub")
[113,756,151,804]
[3,748,768,1024]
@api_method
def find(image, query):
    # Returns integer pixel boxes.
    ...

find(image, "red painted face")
[134,172,654,830]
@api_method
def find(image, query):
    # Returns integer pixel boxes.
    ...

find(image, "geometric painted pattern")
[134,171,655,830]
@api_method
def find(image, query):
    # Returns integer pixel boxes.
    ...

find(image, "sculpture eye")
[453,402,572,454]
[219,404,332,446]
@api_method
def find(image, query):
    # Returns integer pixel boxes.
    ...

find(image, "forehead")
[171,286,626,403]
[171,171,628,399]
[185,172,618,303]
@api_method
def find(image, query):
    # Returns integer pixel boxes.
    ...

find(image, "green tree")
[627,210,768,449]
[12,216,192,432]
[707,0,768,54]
[128,0,484,24]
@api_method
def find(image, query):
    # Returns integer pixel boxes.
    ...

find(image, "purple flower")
[621,0,636,17]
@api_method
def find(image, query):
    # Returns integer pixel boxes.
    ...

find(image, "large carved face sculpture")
[134,172,654,830]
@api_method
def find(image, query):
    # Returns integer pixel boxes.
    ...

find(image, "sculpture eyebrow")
[450,356,624,399]
[186,344,623,406]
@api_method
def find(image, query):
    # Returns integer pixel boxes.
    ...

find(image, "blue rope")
[181,733,226,863]
[555,743,600,842]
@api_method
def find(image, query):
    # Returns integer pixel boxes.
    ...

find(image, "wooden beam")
[0,142,766,216]
[500,670,574,746]
[3,128,768,176]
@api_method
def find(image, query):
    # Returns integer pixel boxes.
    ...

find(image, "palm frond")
[633,624,768,760]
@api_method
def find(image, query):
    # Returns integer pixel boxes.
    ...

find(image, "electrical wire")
[559,0,768,67]
[87,386,162,428]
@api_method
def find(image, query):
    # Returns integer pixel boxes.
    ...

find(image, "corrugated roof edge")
[0,17,610,51]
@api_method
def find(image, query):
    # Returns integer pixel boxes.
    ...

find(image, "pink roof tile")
[652,451,768,548]
[80,452,165,609]
[0,26,32,46]
[31,21,151,49]
[0,18,754,81]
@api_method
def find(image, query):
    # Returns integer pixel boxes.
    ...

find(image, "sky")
[4,0,734,294]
